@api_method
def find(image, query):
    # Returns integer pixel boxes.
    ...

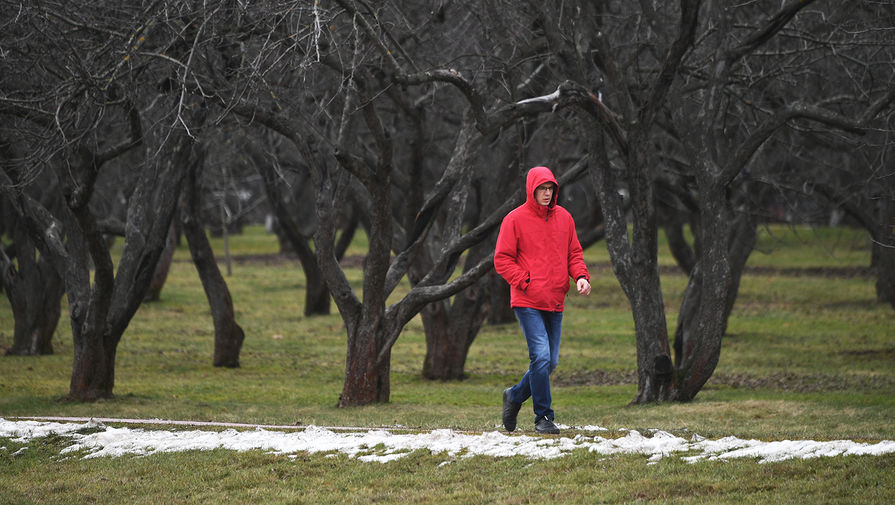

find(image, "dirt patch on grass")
[555,369,894,393]
[706,372,894,393]
[841,347,895,360]
[656,264,874,278]
[554,370,637,387]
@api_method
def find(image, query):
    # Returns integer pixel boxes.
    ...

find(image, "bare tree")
[0,1,216,398]
[514,0,894,403]
[180,125,246,368]
[243,135,334,317]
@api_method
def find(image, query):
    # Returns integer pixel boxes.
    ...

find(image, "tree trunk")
[66,131,186,400]
[6,276,63,356]
[421,241,492,380]
[2,225,64,355]
[670,181,747,401]
[248,140,331,316]
[334,208,359,262]
[623,137,673,404]
[588,125,673,404]
[304,274,332,316]
[181,150,245,368]
[673,204,756,383]
[628,277,674,404]
[420,286,489,380]
[876,244,895,310]
[143,222,177,302]
[69,326,119,400]
[488,274,516,325]
[420,301,456,378]
[874,198,895,310]
[339,323,392,406]
[65,173,120,401]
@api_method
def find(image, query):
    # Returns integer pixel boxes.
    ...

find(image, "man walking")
[494,166,591,434]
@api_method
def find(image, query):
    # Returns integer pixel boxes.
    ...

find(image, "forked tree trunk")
[669,184,730,401]
[181,149,245,368]
[66,133,184,400]
[672,200,756,393]
[421,243,491,380]
[668,168,763,402]
[421,281,489,380]
[2,226,65,356]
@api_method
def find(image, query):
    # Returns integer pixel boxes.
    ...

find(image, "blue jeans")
[506,307,563,421]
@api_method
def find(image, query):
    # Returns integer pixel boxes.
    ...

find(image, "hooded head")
[525,166,559,211]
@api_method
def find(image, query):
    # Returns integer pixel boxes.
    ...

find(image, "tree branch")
[512,81,629,155]
[95,99,143,166]
[726,91,895,186]
[394,69,490,133]
[641,0,701,129]
[725,0,821,65]
[377,253,494,366]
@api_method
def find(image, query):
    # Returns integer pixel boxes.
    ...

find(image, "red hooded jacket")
[494,166,589,312]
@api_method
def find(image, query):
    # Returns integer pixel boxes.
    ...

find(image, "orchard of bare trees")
[1,1,893,406]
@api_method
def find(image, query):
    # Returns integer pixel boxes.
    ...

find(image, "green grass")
[1,224,894,504]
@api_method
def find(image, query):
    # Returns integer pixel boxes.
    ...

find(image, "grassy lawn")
[1,224,893,504]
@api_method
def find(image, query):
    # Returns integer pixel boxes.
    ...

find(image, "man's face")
[534,183,555,206]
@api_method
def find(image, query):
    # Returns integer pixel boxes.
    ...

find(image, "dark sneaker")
[502,388,522,432]
[534,417,560,435]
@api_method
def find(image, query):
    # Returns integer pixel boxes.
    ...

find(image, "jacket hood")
[525,166,559,211]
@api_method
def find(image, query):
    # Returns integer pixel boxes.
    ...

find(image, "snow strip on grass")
[2,418,894,464]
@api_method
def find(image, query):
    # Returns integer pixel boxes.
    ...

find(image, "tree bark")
[68,329,119,400]
[420,279,489,380]
[670,180,731,400]
[339,322,392,406]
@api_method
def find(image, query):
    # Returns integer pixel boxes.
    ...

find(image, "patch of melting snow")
[2,418,894,464]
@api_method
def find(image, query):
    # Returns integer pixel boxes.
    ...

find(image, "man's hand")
[576,278,591,296]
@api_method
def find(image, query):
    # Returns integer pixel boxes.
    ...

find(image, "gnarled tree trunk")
[247,139,332,317]
[671,182,757,401]
[1,225,64,356]
[181,142,245,368]
[420,241,492,380]
[65,128,185,400]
